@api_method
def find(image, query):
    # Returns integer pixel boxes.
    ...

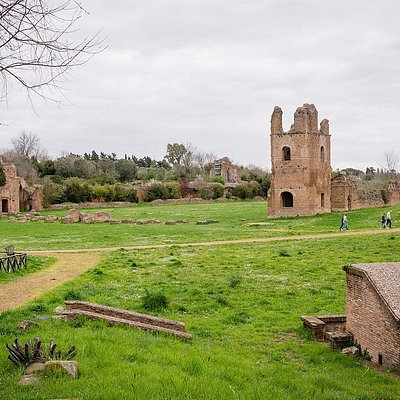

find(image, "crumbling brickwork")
[345,263,400,369]
[0,157,43,214]
[268,104,332,217]
[210,157,240,183]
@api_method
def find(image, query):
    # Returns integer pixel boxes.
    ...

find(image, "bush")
[143,182,169,202]
[42,177,64,206]
[64,290,83,300]
[114,184,138,202]
[165,182,181,199]
[212,176,225,185]
[0,165,6,186]
[63,177,92,203]
[232,181,262,199]
[142,289,169,311]
[210,182,224,199]
[92,184,115,202]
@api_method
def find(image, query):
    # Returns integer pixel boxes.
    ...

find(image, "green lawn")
[0,201,399,250]
[0,232,399,399]
[0,256,55,283]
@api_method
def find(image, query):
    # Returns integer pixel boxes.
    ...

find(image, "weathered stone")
[54,306,64,314]
[44,360,79,378]
[91,211,113,223]
[18,320,38,330]
[62,209,82,223]
[26,362,45,374]
[19,374,40,385]
[341,346,360,355]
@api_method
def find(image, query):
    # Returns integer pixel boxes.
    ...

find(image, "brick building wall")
[0,159,43,214]
[268,104,332,217]
[346,265,400,369]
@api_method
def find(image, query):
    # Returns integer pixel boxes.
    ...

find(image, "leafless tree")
[0,0,104,103]
[383,151,399,174]
[11,131,41,157]
[193,150,216,172]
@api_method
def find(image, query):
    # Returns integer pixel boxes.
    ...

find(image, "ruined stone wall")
[346,271,400,368]
[210,157,240,183]
[331,175,359,211]
[268,104,332,217]
[0,160,43,213]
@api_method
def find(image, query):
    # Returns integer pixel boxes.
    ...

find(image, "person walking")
[386,210,392,228]
[340,214,349,231]
[380,214,386,229]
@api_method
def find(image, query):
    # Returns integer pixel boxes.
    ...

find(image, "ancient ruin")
[268,104,332,217]
[268,104,400,217]
[0,157,43,214]
[210,157,240,183]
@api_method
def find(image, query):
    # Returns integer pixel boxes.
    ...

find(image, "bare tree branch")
[0,0,105,103]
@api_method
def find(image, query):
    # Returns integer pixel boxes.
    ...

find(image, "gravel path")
[1,228,398,312]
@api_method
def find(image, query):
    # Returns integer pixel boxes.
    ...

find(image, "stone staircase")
[62,301,192,341]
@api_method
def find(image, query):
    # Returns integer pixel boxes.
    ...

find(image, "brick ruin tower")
[268,103,332,217]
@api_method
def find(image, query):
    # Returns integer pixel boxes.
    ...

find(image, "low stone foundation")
[63,301,192,341]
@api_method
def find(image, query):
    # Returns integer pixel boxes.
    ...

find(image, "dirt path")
[0,253,101,313]
[1,228,399,313]
[28,227,400,254]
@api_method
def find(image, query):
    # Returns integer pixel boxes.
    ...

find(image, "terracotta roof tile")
[349,263,400,322]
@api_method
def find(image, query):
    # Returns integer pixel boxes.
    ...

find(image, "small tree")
[0,165,6,186]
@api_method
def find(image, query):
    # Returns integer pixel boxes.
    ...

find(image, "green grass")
[0,233,399,399]
[0,201,399,250]
[0,256,55,283]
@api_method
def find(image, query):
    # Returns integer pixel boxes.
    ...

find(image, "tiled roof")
[347,263,400,322]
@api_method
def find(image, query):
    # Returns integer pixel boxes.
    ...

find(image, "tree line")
[0,132,271,206]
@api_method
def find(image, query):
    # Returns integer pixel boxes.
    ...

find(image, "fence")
[0,252,27,273]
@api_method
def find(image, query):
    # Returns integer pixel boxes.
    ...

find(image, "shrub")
[380,186,391,204]
[92,184,115,202]
[210,182,224,199]
[142,289,169,311]
[278,249,291,257]
[165,182,181,199]
[232,184,250,200]
[0,165,6,186]
[212,176,225,185]
[42,177,64,206]
[63,177,92,203]
[113,184,138,202]
[143,182,169,202]
[64,290,83,300]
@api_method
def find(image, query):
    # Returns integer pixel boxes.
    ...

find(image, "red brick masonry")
[63,301,192,341]
[345,263,400,368]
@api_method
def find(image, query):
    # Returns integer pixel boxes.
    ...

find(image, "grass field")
[0,202,399,399]
[0,201,399,250]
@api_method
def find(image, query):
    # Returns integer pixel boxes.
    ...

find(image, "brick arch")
[281,191,293,208]
[282,146,291,161]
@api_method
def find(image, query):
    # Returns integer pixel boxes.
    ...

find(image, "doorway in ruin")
[347,195,352,210]
[281,191,293,208]
[2,199,9,213]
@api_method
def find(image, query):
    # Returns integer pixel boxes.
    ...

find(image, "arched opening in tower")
[281,191,293,208]
[282,146,291,161]
[320,146,325,162]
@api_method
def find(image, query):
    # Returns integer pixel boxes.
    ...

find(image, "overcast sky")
[2,0,400,171]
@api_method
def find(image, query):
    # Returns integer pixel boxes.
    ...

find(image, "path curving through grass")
[1,227,398,312]
[0,252,101,312]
